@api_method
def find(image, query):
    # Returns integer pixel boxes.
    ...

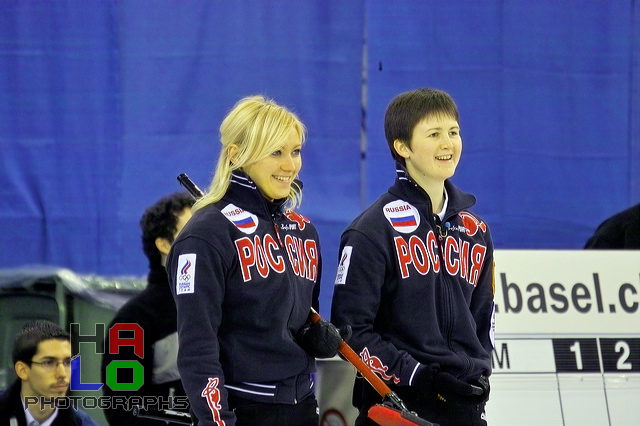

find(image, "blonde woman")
[167,95,340,426]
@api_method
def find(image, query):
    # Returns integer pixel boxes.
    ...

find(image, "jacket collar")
[390,162,476,217]
[222,171,295,218]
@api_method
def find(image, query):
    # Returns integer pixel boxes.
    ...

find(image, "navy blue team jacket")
[331,165,495,389]
[166,172,322,426]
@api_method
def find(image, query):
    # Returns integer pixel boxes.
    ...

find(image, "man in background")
[584,203,640,249]
[101,191,194,425]
[0,320,98,425]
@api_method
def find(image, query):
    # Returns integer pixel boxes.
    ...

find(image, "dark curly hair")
[140,191,195,269]
[12,320,70,365]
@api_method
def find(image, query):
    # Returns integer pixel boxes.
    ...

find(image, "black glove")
[473,375,490,400]
[414,363,481,397]
[297,319,351,359]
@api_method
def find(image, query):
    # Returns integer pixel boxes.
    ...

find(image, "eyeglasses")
[30,359,72,371]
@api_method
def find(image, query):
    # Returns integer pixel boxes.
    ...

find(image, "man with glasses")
[0,320,97,425]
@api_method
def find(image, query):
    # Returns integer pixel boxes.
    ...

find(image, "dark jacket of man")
[585,203,640,249]
[101,265,188,425]
[0,379,94,426]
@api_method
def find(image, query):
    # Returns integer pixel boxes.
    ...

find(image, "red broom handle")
[309,308,394,399]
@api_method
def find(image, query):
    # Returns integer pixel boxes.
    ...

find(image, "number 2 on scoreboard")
[600,338,639,372]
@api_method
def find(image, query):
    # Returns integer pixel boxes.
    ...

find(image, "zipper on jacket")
[437,213,474,375]
[435,219,448,241]
[273,223,284,247]
[271,213,303,340]
[432,214,456,351]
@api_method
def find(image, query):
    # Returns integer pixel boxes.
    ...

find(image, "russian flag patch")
[383,200,420,233]
[222,203,259,234]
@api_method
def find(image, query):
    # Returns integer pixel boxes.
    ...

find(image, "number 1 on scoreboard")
[569,341,583,370]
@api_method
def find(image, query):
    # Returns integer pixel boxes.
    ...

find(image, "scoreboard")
[488,250,640,426]
[490,337,640,425]
[493,337,640,374]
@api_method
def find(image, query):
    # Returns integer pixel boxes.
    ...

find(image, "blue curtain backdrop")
[1,0,639,315]
[365,0,640,249]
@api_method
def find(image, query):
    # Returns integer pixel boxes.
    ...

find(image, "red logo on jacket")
[201,377,225,425]
[284,211,310,230]
[394,230,487,286]
[458,212,487,236]
[360,347,400,384]
[235,234,318,282]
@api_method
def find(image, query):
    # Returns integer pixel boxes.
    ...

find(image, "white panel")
[557,374,609,426]
[316,358,359,425]
[494,250,640,335]
[485,374,562,426]
[604,374,640,426]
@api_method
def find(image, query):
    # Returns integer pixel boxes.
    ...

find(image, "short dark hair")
[384,88,459,165]
[140,191,195,268]
[12,320,70,365]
